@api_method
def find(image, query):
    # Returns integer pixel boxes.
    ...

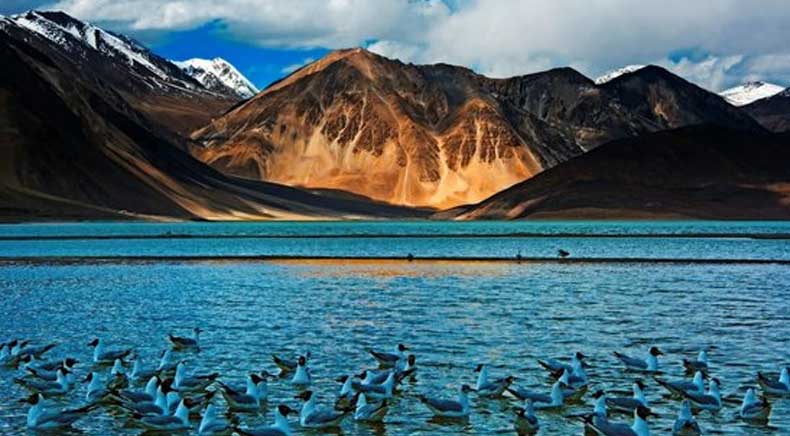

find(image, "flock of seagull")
[1,332,789,435]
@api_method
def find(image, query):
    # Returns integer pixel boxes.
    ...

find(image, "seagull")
[83,372,114,403]
[116,382,171,416]
[613,347,663,373]
[672,399,701,435]
[88,338,132,364]
[168,328,203,351]
[334,375,355,410]
[113,375,160,404]
[218,373,268,411]
[271,352,310,374]
[514,400,539,435]
[682,351,709,375]
[295,390,349,428]
[539,352,588,379]
[557,368,588,401]
[507,380,565,410]
[233,404,296,436]
[654,371,706,398]
[198,403,231,435]
[418,384,472,418]
[157,349,179,373]
[18,342,58,359]
[681,378,722,411]
[739,388,771,422]
[606,380,649,414]
[581,391,609,435]
[25,358,79,383]
[353,370,396,400]
[756,367,790,396]
[21,393,96,430]
[353,393,389,422]
[369,344,408,368]
[134,398,192,431]
[28,357,79,373]
[474,364,516,397]
[129,355,157,383]
[173,361,219,393]
[290,355,311,386]
[558,249,570,258]
[15,368,72,396]
[582,405,652,436]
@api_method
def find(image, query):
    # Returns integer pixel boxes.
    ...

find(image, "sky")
[2,0,790,91]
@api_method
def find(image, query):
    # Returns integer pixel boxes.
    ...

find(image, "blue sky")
[3,0,790,91]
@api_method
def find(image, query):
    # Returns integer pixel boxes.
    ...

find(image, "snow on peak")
[594,65,647,85]
[719,81,785,106]
[174,58,258,99]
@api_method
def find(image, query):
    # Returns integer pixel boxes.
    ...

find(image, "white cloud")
[280,57,315,74]
[45,0,790,89]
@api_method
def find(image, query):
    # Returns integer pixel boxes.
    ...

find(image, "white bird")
[157,349,178,373]
[352,370,396,400]
[606,380,649,414]
[353,393,389,422]
[83,372,112,403]
[655,371,706,397]
[474,364,516,397]
[296,390,349,428]
[419,384,473,418]
[173,361,219,393]
[168,328,203,351]
[114,375,160,404]
[198,403,231,435]
[15,368,72,396]
[514,400,539,435]
[271,352,311,374]
[28,357,79,373]
[134,398,192,431]
[613,347,663,373]
[88,338,132,364]
[18,342,58,359]
[739,388,771,422]
[538,352,588,377]
[683,351,709,375]
[369,344,408,368]
[118,383,170,416]
[218,373,268,411]
[233,404,296,436]
[22,393,95,430]
[334,375,355,410]
[757,367,789,396]
[672,399,701,435]
[507,380,565,410]
[290,355,311,387]
[25,359,79,384]
[681,378,722,411]
[583,405,652,436]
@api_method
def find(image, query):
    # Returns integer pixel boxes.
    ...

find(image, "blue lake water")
[0,221,789,435]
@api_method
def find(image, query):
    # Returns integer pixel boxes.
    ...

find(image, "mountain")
[191,49,761,209]
[720,81,785,106]
[744,89,790,132]
[0,18,424,221]
[440,126,790,220]
[594,65,646,84]
[1,11,240,134]
[174,57,258,99]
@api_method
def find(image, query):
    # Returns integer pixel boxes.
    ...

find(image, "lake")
[1,221,789,435]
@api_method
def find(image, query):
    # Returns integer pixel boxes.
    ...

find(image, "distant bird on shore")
[558,249,570,258]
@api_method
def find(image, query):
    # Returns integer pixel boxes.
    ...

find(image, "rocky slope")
[441,126,790,220]
[192,49,761,208]
[0,27,425,221]
[744,89,790,132]
[1,11,240,134]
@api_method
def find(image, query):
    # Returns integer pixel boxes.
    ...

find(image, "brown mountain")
[191,50,761,209]
[744,89,790,132]
[440,126,790,220]
[0,25,425,221]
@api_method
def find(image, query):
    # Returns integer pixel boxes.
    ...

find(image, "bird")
[606,380,649,414]
[418,384,472,418]
[369,344,408,368]
[156,349,179,373]
[681,377,722,411]
[507,380,565,410]
[111,375,160,404]
[173,361,219,393]
[21,393,96,430]
[353,393,389,422]
[682,350,709,375]
[218,373,267,411]
[88,338,132,364]
[539,351,588,378]
[115,382,171,416]
[290,355,311,386]
[233,404,295,436]
[558,249,570,258]
[27,357,79,373]
[18,342,58,359]
[168,327,203,351]
[129,355,158,383]
[583,405,652,436]
[654,371,706,398]
[473,364,516,397]
[133,398,192,431]
[334,375,355,410]
[295,390,349,428]
[83,372,114,403]
[557,368,588,401]
[271,352,310,374]
[514,400,539,435]
[582,391,609,436]
[613,347,663,372]
[756,367,790,396]
[739,388,771,422]
[15,368,72,396]
[352,370,396,400]
[198,403,232,435]
[672,399,701,435]
[25,358,79,383]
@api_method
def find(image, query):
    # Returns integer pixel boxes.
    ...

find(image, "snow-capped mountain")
[175,58,258,99]
[594,65,647,85]
[719,81,785,106]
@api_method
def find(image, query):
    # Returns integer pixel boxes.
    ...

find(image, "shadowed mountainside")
[744,89,790,132]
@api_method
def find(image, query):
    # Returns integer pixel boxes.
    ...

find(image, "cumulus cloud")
[42,0,790,90]
[280,57,315,74]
